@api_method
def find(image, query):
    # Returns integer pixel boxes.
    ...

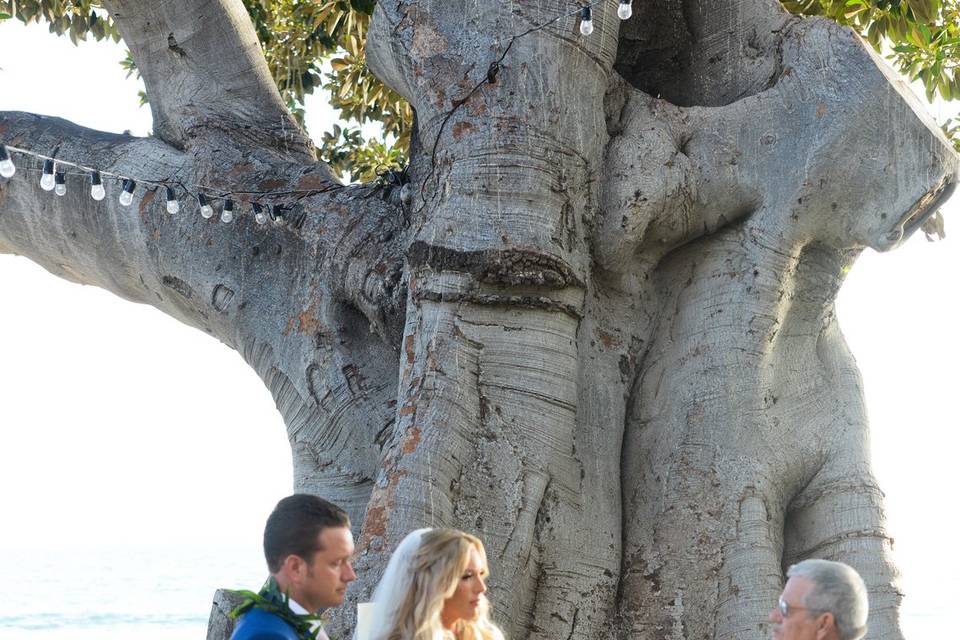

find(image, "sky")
[0,16,958,636]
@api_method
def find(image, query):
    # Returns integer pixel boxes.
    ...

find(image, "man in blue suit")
[230,494,357,640]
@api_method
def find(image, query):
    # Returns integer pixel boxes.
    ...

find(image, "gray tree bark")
[0,1,955,639]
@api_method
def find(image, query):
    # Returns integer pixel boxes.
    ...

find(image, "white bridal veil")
[361,528,433,640]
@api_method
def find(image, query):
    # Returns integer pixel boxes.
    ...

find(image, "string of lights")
[0,2,636,224]
[580,0,634,35]
[526,1,635,37]
[0,142,293,226]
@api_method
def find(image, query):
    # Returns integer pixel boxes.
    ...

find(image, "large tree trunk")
[1,1,956,639]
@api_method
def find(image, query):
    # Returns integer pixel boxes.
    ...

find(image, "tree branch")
[599,17,959,276]
[1,108,410,528]
[101,0,315,160]
[0,110,403,346]
[0,111,192,305]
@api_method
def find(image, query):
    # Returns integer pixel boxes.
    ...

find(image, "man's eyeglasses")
[778,597,830,618]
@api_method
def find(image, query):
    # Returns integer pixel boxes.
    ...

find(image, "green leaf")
[905,0,936,24]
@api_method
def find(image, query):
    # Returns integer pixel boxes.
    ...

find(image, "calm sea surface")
[0,546,952,638]
[0,545,266,640]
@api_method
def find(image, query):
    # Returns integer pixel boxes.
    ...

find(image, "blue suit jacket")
[230,608,301,640]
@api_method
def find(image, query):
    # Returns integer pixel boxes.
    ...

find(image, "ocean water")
[0,545,952,638]
[0,545,267,640]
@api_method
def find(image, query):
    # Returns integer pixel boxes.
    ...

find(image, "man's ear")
[280,554,306,583]
[814,611,837,640]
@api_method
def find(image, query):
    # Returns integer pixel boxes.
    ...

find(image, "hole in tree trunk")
[614,1,787,107]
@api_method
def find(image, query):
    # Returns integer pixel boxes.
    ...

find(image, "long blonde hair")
[376,529,505,640]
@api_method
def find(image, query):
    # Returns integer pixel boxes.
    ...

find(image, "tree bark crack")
[785,528,893,563]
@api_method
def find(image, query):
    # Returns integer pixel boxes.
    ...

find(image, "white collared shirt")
[287,597,330,640]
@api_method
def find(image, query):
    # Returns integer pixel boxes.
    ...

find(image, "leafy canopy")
[1,0,957,202]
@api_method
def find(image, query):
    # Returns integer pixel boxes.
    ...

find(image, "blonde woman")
[365,528,506,640]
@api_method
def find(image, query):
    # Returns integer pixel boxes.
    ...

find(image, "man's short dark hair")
[263,494,351,573]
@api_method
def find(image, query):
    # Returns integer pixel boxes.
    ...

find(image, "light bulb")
[119,178,136,206]
[54,171,67,196]
[220,199,234,223]
[198,193,214,218]
[90,171,105,200]
[253,203,268,225]
[165,186,180,214]
[579,6,593,35]
[0,145,15,178]
[40,159,56,191]
[270,204,285,225]
[618,1,632,20]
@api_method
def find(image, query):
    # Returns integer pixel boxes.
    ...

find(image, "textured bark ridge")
[1,1,956,639]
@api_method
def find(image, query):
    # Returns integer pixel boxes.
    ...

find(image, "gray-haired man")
[769,559,868,640]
